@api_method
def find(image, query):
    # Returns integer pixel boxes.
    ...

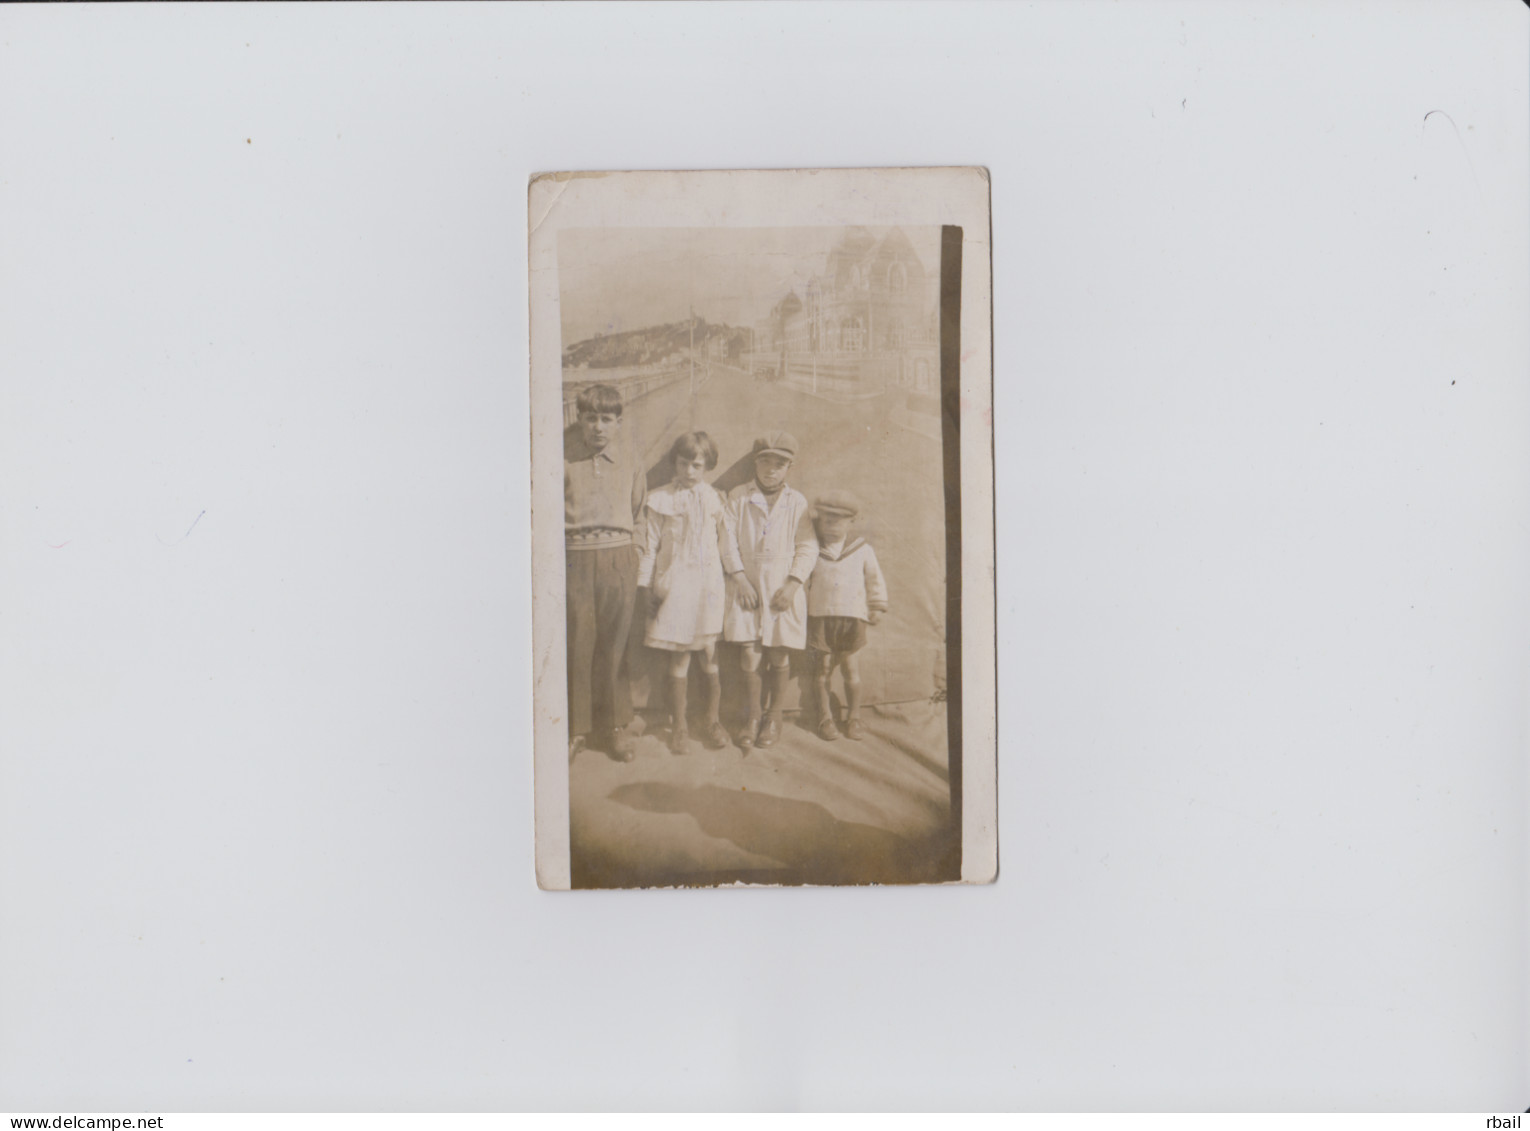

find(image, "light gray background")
[2,1,1526,1112]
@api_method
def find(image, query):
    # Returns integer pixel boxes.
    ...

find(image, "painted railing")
[738,346,940,400]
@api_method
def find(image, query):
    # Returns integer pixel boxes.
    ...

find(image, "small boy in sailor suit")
[805,489,889,741]
[721,430,818,750]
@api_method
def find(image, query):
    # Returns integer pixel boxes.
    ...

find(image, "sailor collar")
[816,537,866,562]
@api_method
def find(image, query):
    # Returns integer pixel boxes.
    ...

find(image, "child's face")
[674,452,708,487]
[815,511,853,542]
[753,453,791,491]
[579,410,621,451]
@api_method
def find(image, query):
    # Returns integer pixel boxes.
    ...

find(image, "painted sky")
[557,226,942,347]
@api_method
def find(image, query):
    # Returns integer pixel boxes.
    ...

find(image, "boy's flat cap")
[814,489,861,517]
[751,430,798,460]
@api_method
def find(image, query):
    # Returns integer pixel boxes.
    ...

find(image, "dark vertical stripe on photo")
[939,224,964,881]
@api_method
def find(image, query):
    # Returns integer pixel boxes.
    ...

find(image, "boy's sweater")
[806,538,888,621]
[564,432,645,548]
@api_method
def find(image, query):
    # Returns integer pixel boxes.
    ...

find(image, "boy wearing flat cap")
[721,430,819,750]
[806,489,889,741]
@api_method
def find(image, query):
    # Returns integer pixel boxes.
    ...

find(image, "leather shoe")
[608,726,636,762]
[756,714,782,749]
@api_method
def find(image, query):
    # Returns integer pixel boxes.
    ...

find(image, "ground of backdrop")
[561,226,956,887]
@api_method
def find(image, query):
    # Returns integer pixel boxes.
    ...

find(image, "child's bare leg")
[738,643,763,748]
[814,652,834,723]
[815,651,841,740]
[699,642,727,749]
[841,651,865,739]
[667,650,691,752]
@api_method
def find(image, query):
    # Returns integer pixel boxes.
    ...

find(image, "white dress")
[721,483,819,649]
[637,482,728,651]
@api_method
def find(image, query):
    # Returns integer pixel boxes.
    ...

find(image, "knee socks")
[743,669,762,727]
[703,669,722,725]
[669,676,688,733]
[767,664,790,720]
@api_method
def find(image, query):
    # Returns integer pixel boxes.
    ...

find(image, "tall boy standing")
[565,384,645,761]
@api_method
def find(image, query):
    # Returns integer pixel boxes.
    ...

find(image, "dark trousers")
[566,542,638,738]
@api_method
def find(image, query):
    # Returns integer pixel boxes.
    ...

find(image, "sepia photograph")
[530,169,995,889]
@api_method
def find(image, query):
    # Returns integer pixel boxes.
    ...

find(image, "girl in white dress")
[637,431,731,753]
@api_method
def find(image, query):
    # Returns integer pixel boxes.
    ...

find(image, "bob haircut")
[575,384,624,418]
[668,430,719,472]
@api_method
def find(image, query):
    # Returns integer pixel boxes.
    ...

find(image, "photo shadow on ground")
[606,781,937,886]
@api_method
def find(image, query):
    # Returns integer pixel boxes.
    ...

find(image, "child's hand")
[732,573,760,611]
[769,578,801,613]
[868,608,884,626]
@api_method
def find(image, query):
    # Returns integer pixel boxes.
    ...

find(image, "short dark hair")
[576,384,623,418]
[669,430,719,471]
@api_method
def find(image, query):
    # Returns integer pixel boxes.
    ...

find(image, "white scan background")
[1,0,1525,1111]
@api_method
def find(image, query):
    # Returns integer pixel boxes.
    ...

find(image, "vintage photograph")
[530,169,995,888]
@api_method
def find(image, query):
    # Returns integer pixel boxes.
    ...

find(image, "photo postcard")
[529,167,995,889]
